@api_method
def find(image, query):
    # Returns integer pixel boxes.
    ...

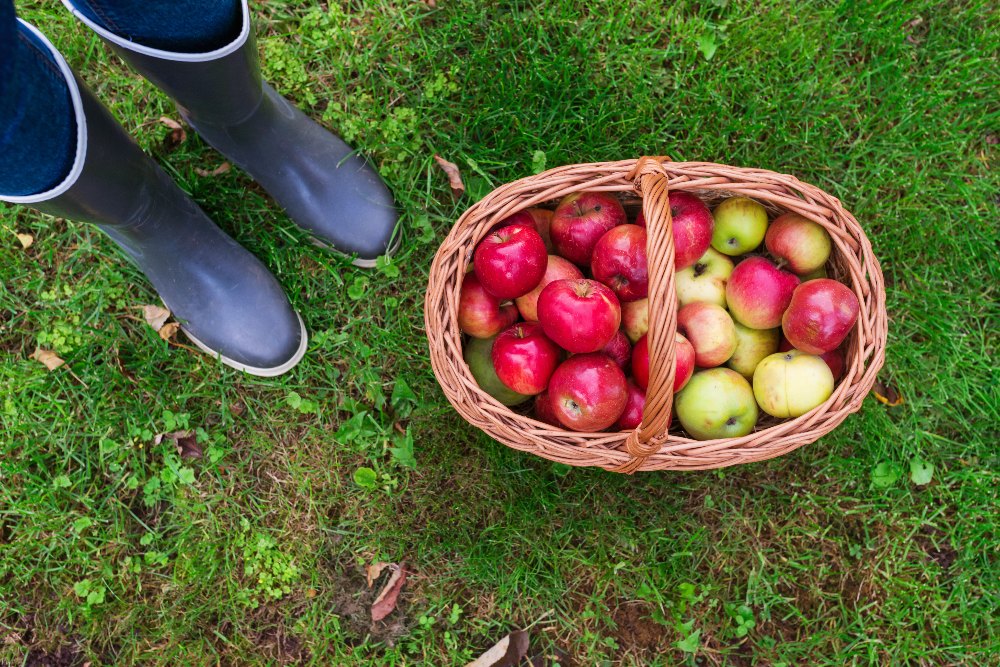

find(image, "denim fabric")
[71,0,241,53]
[0,2,77,197]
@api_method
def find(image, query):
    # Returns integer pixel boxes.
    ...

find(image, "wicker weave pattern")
[425,159,887,472]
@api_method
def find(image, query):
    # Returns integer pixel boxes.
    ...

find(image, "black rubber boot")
[63,0,400,268]
[1,21,306,376]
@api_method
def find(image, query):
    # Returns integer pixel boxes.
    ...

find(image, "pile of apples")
[459,189,860,440]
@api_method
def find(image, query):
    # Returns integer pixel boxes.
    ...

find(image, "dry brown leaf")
[158,322,181,341]
[159,116,187,149]
[465,631,530,667]
[434,155,465,199]
[306,588,317,599]
[195,162,231,178]
[142,305,171,331]
[30,347,65,371]
[371,563,407,622]
[872,379,903,407]
[366,561,391,588]
[16,233,33,249]
[167,431,202,460]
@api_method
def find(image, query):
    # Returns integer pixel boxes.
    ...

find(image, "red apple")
[765,212,832,275]
[496,208,555,253]
[537,278,621,353]
[632,333,695,392]
[514,255,583,321]
[725,256,800,329]
[550,192,627,266]
[473,223,548,300]
[676,302,737,367]
[621,298,649,343]
[778,335,845,382]
[782,279,860,354]
[634,191,714,271]
[492,322,561,395]
[591,224,648,302]
[548,353,628,431]
[534,390,561,426]
[601,330,632,371]
[458,273,519,338]
[615,381,646,430]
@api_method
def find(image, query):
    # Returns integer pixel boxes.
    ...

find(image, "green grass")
[2,0,998,664]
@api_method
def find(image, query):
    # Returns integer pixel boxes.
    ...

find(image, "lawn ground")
[1,0,998,665]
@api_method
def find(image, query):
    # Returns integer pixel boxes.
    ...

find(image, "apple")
[615,381,646,430]
[675,368,758,440]
[458,273,519,338]
[711,197,769,256]
[463,336,531,406]
[675,247,734,308]
[676,302,738,367]
[533,390,561,426]
[591,224,648,302]
[799,265,828,281]
[621,298,649,343]
[765,212,832,275]
[548,353,628,431]
[779,335,845,382]
[473,223,548,299]
[515,254,583,321]
[635,191,714,271]
[601,330,632,371]
[782,279,860,354]
[498,208,556,253]
[537,278,621,353]
[726,322,779,378]
[492,322,561,395]
[753,350,834,418]
[632,333,694,393]
[550,191,627,266]
[725,256,800,329]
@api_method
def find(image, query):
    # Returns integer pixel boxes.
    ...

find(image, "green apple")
[675,368,758,440]
[711,197,769,256]
[464,336,531,406]
[727,322,779,378]
[753,350,834,418]
[675,247,734,308]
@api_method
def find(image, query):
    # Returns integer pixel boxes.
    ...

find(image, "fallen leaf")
[872,379,903,406]
[142,305,171,331]
[306,588,317,598]
[16,232,33,249]
[366,561,391,588]
[159,116,187,149]
[371,563,407,621]
[158,322,181,341]
[168,431,202,460]
[229,401,246,417]
[466,631,530,667]
[30,347,65,371]
[195,162,231,177]
[434,155,465,199]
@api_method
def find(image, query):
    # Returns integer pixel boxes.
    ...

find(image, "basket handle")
[616,157,677,474]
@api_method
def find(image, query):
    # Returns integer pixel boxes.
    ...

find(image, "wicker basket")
[425,157,887,473]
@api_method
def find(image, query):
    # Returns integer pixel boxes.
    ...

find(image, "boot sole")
[310,233,402,269]
[181,311,308,377]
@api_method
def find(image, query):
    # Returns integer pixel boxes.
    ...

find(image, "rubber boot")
[62,0,400,268]
[2,21,307,376]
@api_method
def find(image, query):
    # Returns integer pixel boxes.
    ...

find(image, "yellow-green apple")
[515,255,583,321]
[537,278,621,353]
[621,298,649,343]
[632,333,695,392]
[458,273,518,338]
[675,247,734,308]
[533,390,561,426]
[753,350,834,417]
[495,208,555,252]
[591,224,648,302]
[764,212,832,275]
[782,279,859,354]
[463,336,530,406]
[492,322,561,395]
[601,329,632,371]
[615,380,646,430]
[799,266,828,281]
[473,223,548,300]
[726,322,779,378]
[779,334,846,382]
[548,353,628,431]
[637,191,714,270]
[711,197,769,256]
[726,256,800,329]
[676,302,738,367]
[551,191,627,266]
[675,368,758,440]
